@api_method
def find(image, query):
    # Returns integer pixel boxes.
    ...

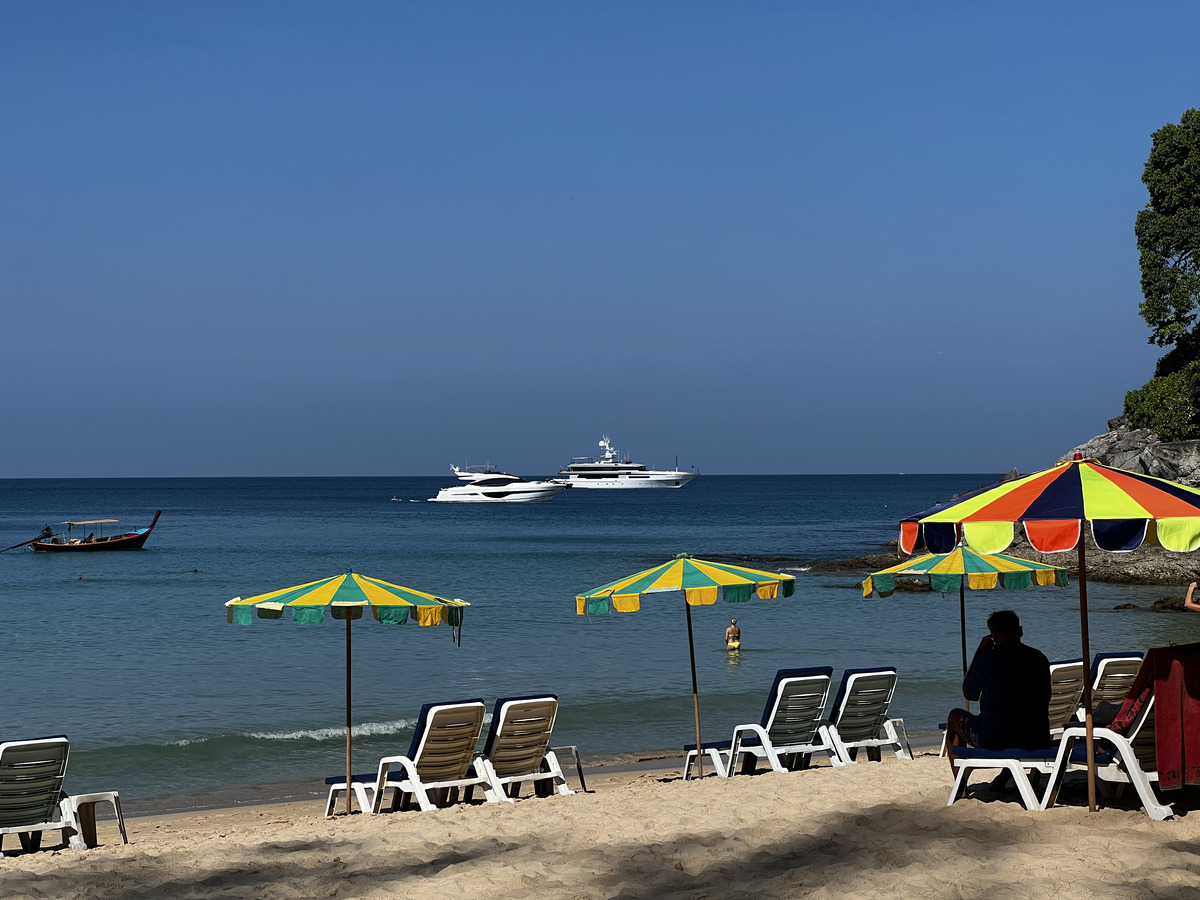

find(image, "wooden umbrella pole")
[346,613,353,816]
[1078,533,1097,812]
[959,579,968,676]
[959,578,971,713]
[685,599,703,777]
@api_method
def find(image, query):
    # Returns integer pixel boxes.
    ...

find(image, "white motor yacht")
[558,436,697,489]
[430,465,566,503]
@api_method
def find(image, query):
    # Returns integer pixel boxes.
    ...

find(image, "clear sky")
[2,2,1194,477]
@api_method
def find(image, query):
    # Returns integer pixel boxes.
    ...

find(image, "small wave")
[785,565,812,572]
[168,718,419,747]
[250,719,419,741]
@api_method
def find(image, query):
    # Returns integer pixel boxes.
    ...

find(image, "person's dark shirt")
[963,641,1052,750]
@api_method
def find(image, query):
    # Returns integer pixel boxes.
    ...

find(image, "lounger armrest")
[374,755,421,789]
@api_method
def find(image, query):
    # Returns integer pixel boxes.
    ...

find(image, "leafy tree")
[1136,108,1200,377]
[1124,360,1200,441]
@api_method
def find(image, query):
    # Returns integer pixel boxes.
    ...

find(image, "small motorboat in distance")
[25,510,162,552]
[430,466,566,503]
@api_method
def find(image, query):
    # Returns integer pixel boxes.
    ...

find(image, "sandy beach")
[3,751,1198,899]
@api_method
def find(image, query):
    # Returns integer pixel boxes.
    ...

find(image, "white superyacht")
[557,436,697,489]
[431,465,566,503]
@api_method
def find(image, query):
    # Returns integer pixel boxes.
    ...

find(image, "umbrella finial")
[1073,453,1082,460]
[674,552,693,560]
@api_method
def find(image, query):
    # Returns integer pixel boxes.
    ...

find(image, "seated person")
[945,609,1052,774]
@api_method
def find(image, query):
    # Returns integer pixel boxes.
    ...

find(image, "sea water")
[0,475,1192,803]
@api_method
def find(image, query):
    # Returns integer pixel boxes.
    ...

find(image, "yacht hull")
[560,471,697,489]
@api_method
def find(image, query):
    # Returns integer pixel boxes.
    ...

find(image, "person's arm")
[1185,582,1200,612]
[962,634,994,701]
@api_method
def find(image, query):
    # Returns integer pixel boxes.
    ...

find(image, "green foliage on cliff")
[1124,360,1200,441]
[1137,108,1200,369]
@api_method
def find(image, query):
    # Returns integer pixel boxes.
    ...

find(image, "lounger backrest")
[827,667,898,742]
[0,736,69,829]
[761,667,833,745]
[481,694,559,779]
[1130,699,1157,772]
[1048,659,1086,730]
[1090,653,1143,706]
[407,700,487,782]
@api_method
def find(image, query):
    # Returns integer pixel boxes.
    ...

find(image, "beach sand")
[3,752,1199,899]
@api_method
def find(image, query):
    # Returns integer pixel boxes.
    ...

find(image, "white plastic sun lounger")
[684,667,837,778]
[324,700,488,816]
[1044,695,1170,820]
[472,694,574,803]
[1075,652,1143,721]
[823,667,912,765]
[0,736,125,853]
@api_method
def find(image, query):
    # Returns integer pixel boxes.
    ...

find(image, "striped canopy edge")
[862,547,1069,598]
[575,555,797,616]
[898,458,1200,555]
[225,572,469,635]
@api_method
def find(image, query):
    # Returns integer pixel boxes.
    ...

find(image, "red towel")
[1109,642,1200,791]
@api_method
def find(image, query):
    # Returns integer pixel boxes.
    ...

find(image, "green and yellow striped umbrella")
[862,546,1068,678]
[862,547,1068,599]
[576,555,796,775]
[225,570,469,814]
[226,570,468,628]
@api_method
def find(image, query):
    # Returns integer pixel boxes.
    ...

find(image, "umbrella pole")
[959,579,968,677]
[346,613,353,816]
[1078,535,1097,813]
[684,598,704,777]
[959,579,971,713]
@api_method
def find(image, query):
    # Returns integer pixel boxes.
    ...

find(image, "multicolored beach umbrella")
[576,554,796,776]
[898,455,1200,812]
[225,570,469,814]
[863,547,1068,674]
[900,456,1200,557]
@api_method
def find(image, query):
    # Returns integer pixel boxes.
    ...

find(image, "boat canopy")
[63,518,119,525]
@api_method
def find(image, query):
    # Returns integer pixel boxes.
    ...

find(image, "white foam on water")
[251,718,420,741]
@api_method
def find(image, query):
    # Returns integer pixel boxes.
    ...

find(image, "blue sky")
[1,2,1194,477]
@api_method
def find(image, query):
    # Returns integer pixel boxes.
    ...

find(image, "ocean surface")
[1,475,1193,804]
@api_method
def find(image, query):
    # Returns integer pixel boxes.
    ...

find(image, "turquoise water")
[0,475,1192,801]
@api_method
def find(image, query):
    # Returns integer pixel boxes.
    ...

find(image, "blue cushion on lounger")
[324,772,376,785]
[953,746,1058,761]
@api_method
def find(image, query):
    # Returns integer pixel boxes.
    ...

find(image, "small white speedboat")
[430,465,566,503]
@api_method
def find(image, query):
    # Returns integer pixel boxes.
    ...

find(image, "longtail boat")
[27,510,161,552]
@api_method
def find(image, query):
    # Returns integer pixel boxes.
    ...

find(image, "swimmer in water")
[725,617,741,652]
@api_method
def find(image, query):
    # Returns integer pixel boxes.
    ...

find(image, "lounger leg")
[17,831,43,852]
[539,751,574,797]
[884,719,913,761]
[947,762,974,805]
